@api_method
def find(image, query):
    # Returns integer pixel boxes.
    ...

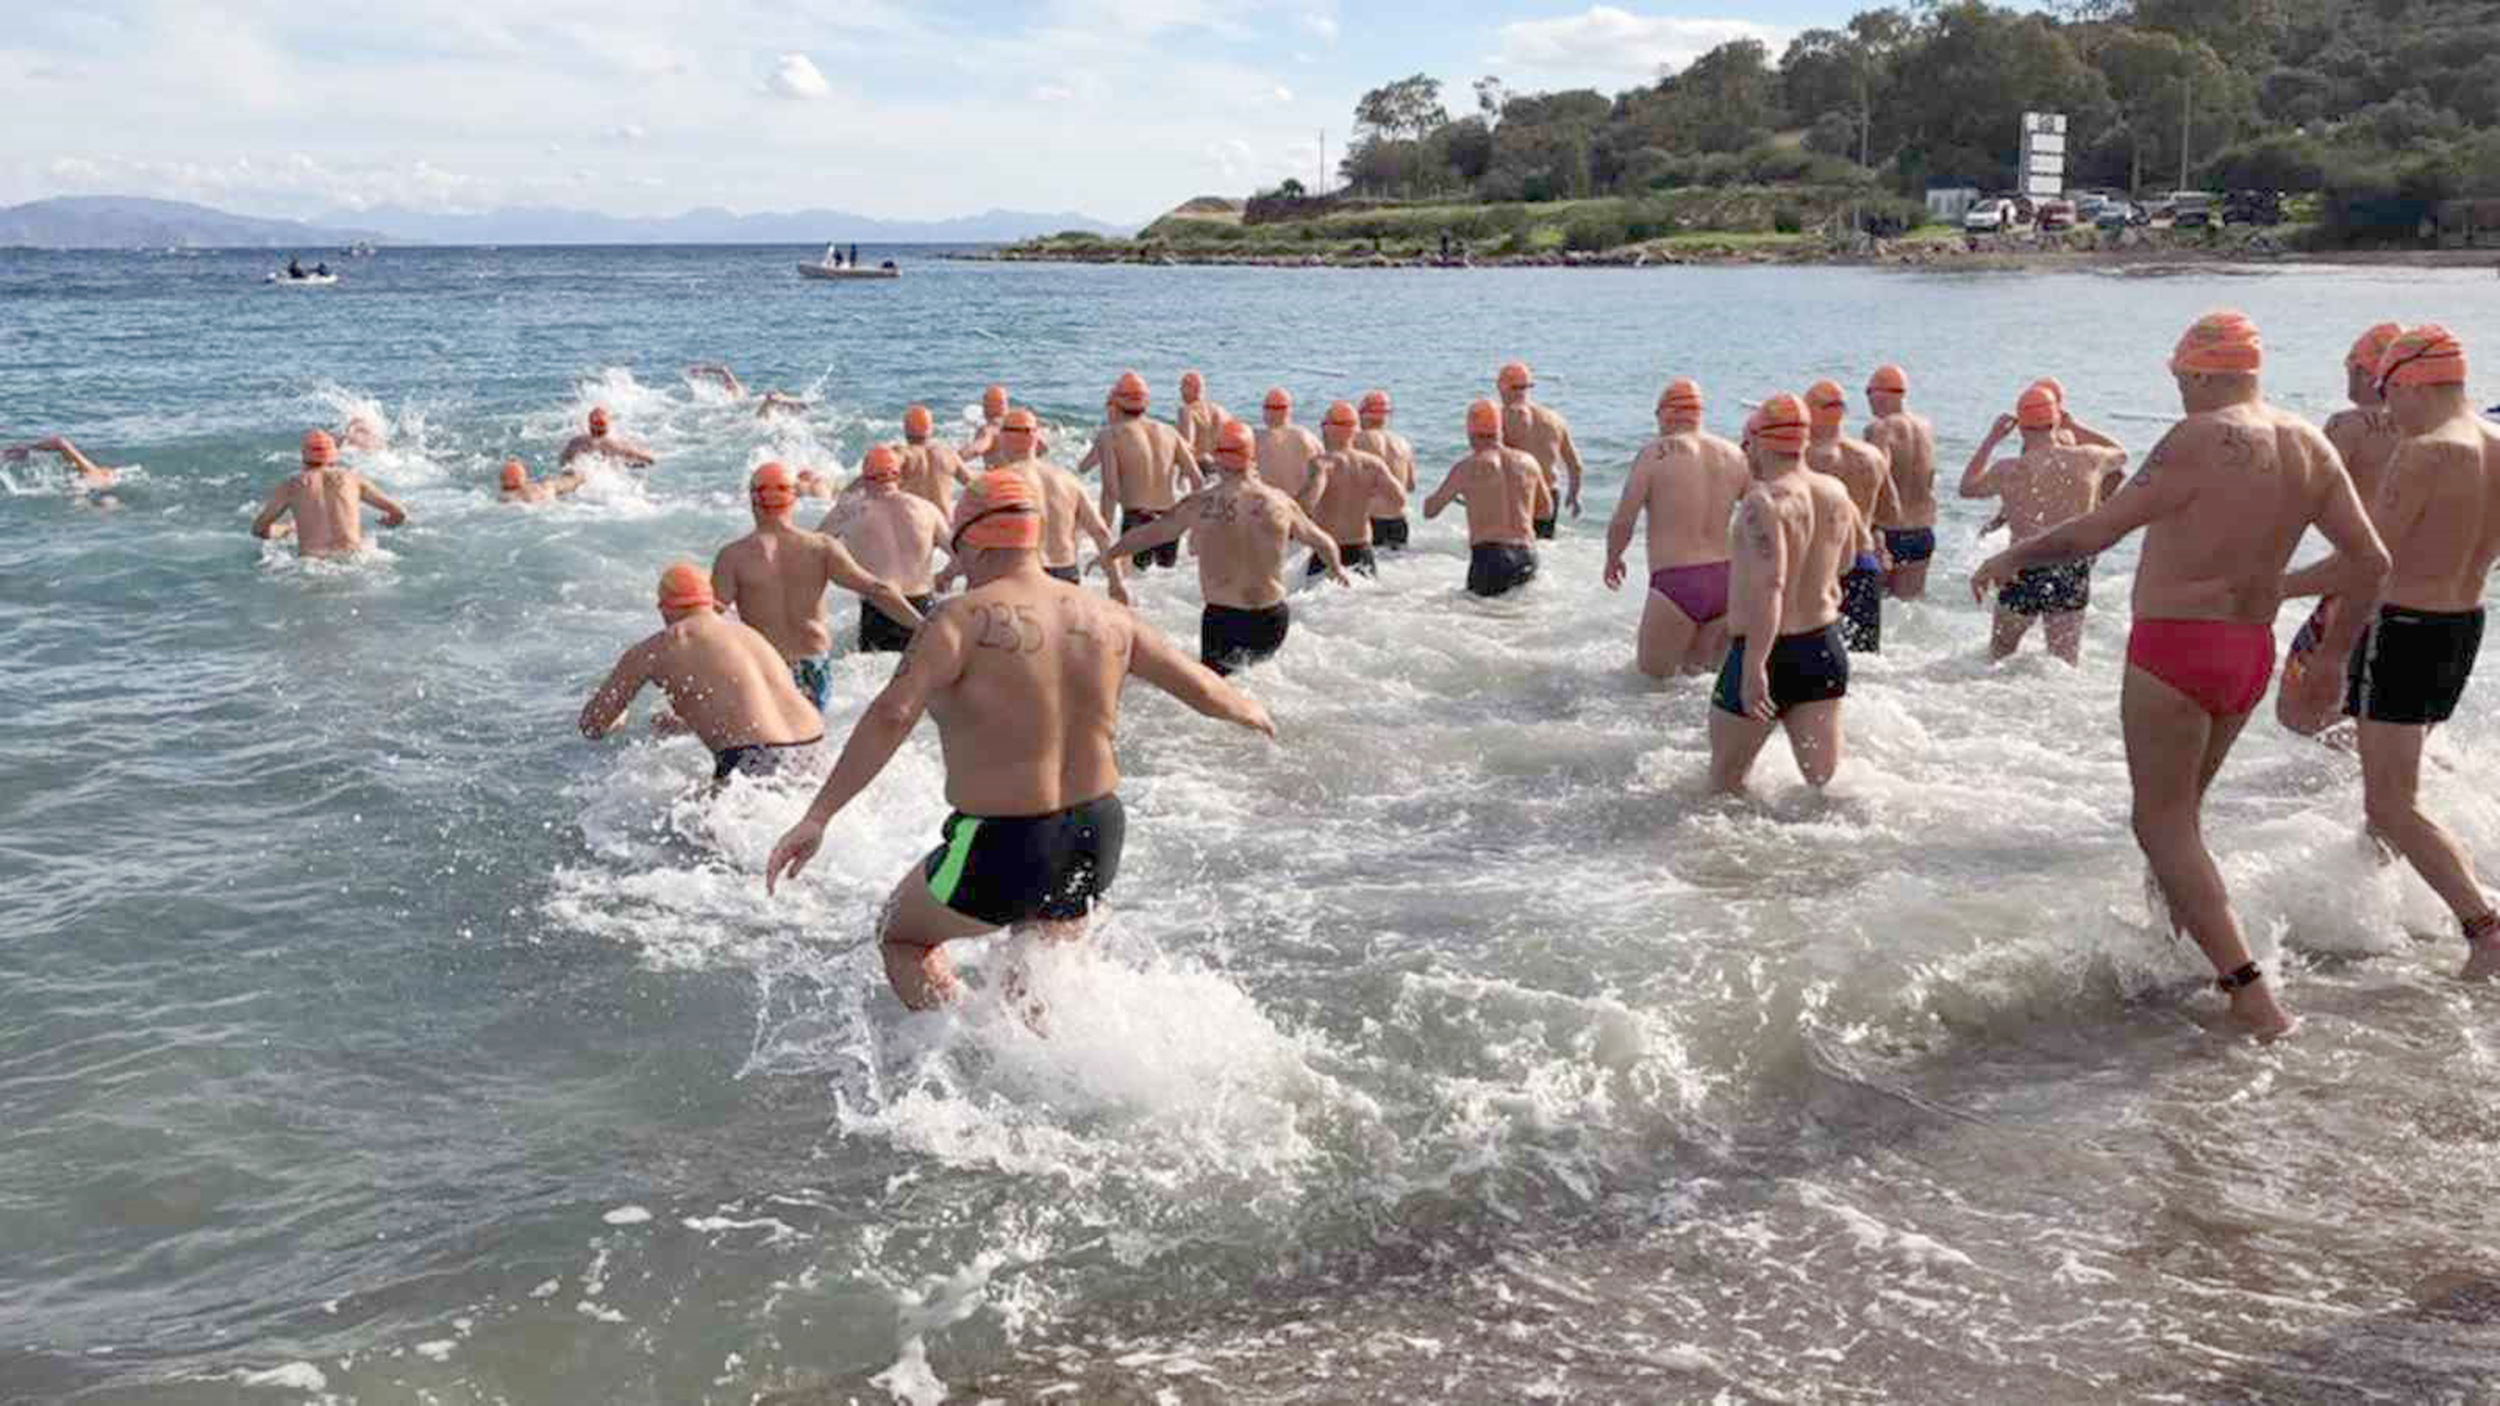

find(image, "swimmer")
[1973,310,2388,1040]
[897,404,968,515]
[715,461,923,711]
[1495,361,1586,536]
[963,384,1013,468]
[251,429,409,557]
[1708,395,1856,795]
[1862,365,1939,599]
[2293,327,2500,979]
[794,467,835,500]
[1603,378,1750,677]
[1305,400,1405,579]
[764,469,1276,1011]
[962,409,1126,600]
[5,435,121,489]
[1351,389,1419,550]
[686,363,747,398]
[558,407,655,469]
[1176,370,1231,461]
[2278,322,2407,736]
[756,391,811,419]
[818,447,948,656]
[1088,373,1203,572]
[497,458,586,505]
[1424,399,1551,599]
[1958,386,2129,664]
[1097,418,1349,675]
[1253,388,1325,510]
[340,413,387,454]
[1802,380,1896,654]
[579,563,826,784]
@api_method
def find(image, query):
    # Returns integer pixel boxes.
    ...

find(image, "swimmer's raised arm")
[1959,414,2018,499]
[2062,412,2122,452]
[578,640,657,739]
[766,609,966,891]
[1973,427,2195,595]
[1126,617,1276,738]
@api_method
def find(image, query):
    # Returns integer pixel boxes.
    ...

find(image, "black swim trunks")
[2347,604,2485,725]
[1371,515,1410,550]
[1712,623,1851,719]
[1997,561,2091,618]
[1044,564,1081,585]
[859,594,937,654]
[1467,542,1537,598]
[1201,601,1291,675]
[1122,508,1179,570]
[1308,545,1377,578]
[1839,554,1885,653]
[1880,526,1936,565]
[1533,515,1558,541]
[922,794,1126,928]
[712,735,824,782]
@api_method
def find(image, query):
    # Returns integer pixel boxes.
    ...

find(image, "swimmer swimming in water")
[1425,399,1549,599]
[1974,311,2389,1040]
[559,407,656,469]
[497,458,586,505]
[1604,378,1750,678]
[765,469,1275,1011]
[5,435,122,490]
[250,429,409,558]
[580,563,826,783]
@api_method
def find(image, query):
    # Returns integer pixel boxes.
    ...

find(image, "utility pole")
[2179,73,2192,192]
[1319,128,1327,196]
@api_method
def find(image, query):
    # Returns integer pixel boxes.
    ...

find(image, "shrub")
[1773,205,1805,234]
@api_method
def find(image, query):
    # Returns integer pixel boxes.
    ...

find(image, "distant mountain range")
[0,197,388,250]
[0,195,1130,248]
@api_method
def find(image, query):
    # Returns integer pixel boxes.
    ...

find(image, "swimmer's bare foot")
[2220,964,2297,1041]
[2460,914,2500,982]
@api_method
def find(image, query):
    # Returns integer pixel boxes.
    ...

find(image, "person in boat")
[287,258,305,279]
[314,262,330,277]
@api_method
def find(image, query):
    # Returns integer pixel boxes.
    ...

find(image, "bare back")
[917,574,1138,815]
[1501,403,1566,487]
[1353,427,1418,491]
[1178,400,1230,459]
[2134,403,2349,623]
[1309,448,1400,548]
[898,442,963,514]
[1255,425,1323,503]
[1629,431,1748,568]
[2377,416,2500,612]
[1991,443,2126,542]
[1174,476,1298,609]
[1443,448,1547,546]
[830,490,944,596]
[714,527,843,661]
[1731,469,1852,635]
[2325,406,2404,512]
[279,469,372,558]
[1805,436,1891,540]
[643,614,824,749]
[1098,417,1192,513]
[1026,458,1101,569]
[1866,412,1938,528]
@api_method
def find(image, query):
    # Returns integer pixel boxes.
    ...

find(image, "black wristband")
[2216,962,2263,992]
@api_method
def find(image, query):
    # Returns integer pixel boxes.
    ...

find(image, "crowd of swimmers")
[33,318,2493,1039]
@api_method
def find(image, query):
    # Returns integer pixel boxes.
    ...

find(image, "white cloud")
[1031,83,1075,103]
[1205,138,1255,182]
[766,52,829,100]
[601,123,648,143]
[1493,6,1788,83]
[1300,13,1338,42]
[1270,85,1294,104]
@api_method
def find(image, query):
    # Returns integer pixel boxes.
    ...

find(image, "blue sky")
[2,2,1887,224]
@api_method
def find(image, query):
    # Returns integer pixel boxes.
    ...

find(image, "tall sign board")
[2020,112,2067,199]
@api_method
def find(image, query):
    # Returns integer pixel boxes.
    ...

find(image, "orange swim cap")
[500,459,527,490]
[982,384,1008,416]
[1000,407,1038,442]
[2171,311,2264,375]
[2379,324,2467,390]
[903,404,934,440]
[301,429,337,467]
[1359,388,1392,419]
[2348,322,2406,373]
[951,470,1042,550]
[1112,371,1149,413]
[1745,394,1810,454]
[1465,398,1502,440]
[750,461,797,512]
[588,406,610,432]
[861,445,901,482]
[1263,386,1292,410]
[1660,378,1704,428]
[1805,380,1847,428]
[1867,364,1909,395]
[1213,417,1255,468]
[1180,370,1205,399]
[2031,376,2067,407]
[2017,386,2061,430]
[1323,400,1358,428]
[658,562,715,617]
[1497,361,1532,392]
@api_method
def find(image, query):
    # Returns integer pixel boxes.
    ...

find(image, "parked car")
[1963,199,2011,233]
[2224,189,2283,226]
[2094,200,2143,231]
[2072,194,2110,223]
[2038,199,2078,231]
[2166,190,2218,229]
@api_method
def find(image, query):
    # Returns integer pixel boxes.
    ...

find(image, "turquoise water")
[6,245,2500,1403]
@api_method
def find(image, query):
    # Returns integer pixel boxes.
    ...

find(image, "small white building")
[1926,186,1981,221]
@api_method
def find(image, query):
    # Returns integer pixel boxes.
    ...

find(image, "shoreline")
[953,242,2500,274]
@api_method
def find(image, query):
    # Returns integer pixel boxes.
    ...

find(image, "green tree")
[2090,26,2250,192]
[1353,74,1449,145]
[1891,3,2111,191]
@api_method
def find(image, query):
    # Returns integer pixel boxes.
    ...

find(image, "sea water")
[4,245,2500,1403]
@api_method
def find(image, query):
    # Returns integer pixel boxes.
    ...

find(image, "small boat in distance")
[797,243,898,280]
[266,271,339,286]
